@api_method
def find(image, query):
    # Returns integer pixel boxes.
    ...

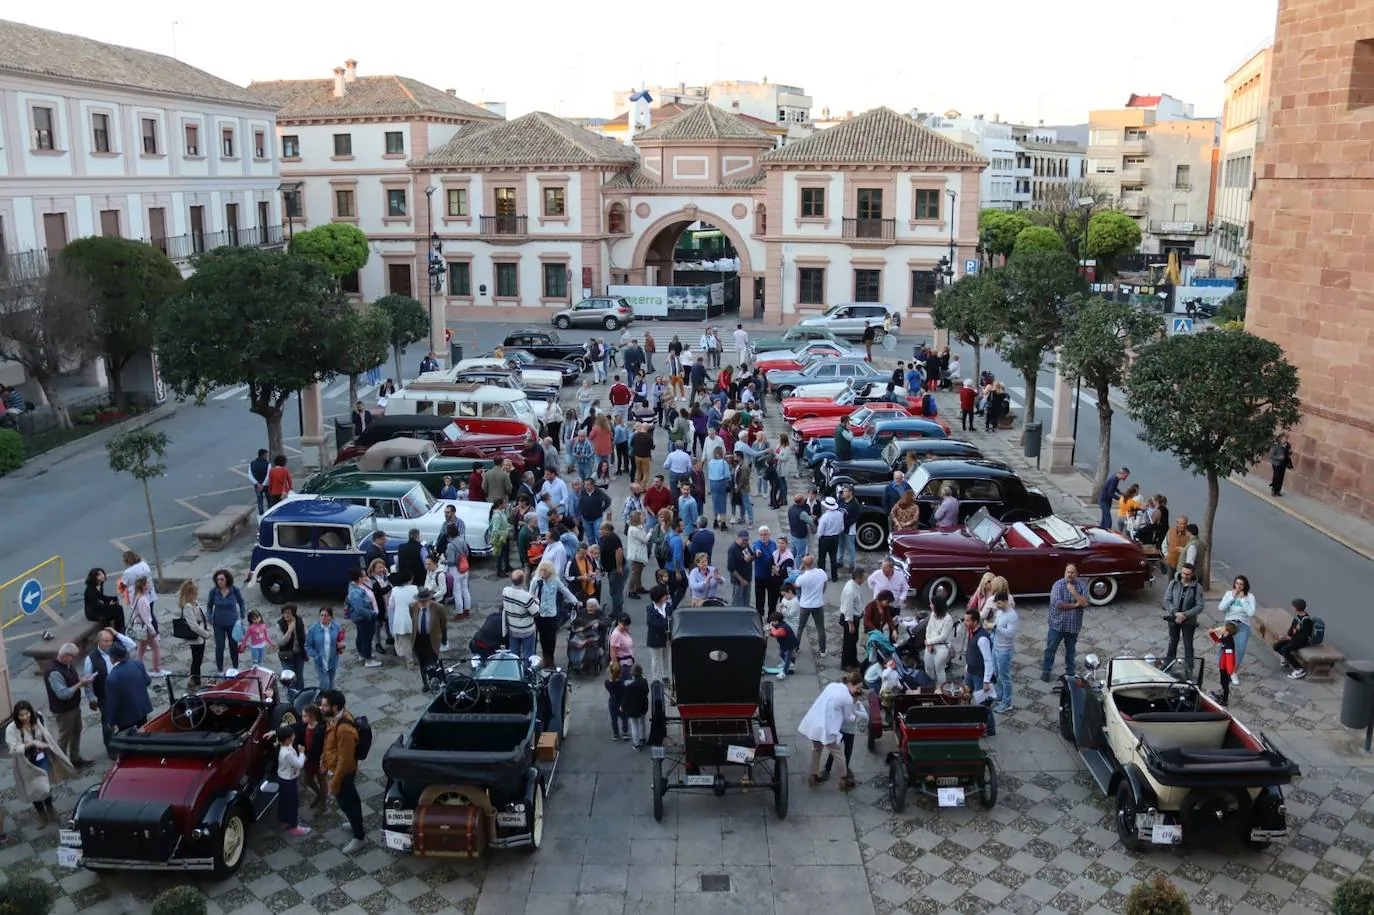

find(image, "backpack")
[344,715,374,760]
[655,534,670,566]
[1309,617,1326,645]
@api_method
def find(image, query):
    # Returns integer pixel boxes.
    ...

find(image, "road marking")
[324,381,351,400]
[1079,391,1098,407]
[176,497,215,521]
[111,520,207,545]
[213,384,249,401]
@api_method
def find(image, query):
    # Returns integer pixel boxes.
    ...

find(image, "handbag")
[172,605,197,641]
[127,616,149,642]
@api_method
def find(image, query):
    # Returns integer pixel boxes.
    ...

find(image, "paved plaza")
[3,353,1371,915]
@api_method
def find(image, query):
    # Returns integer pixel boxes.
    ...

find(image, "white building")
[1213,46,1271,272]
[923,112,1022,210]
[1011,125,1087,209]
[611,79,814,141]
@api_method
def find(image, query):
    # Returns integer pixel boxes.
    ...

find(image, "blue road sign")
[19,578,43,615]
[1171,317,1194,335]
[964,259,979,275]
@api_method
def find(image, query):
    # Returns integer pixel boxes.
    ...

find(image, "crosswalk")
[1005,385,1099,411]
[209,377,407,406]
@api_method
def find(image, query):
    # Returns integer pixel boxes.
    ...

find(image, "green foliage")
[1058,296,1162,394]
[372,294,429,351]
[1012,225,1066,258]
[995,249,1083,372]
[1331,876,1374,915]
[933,273,1004,350]
[289,223,369,281]
[332,306,392,378]
[1084,210,1143,270]
[1124,874,1192,915]
[106,427,170,481]
[0,428,23,474]
[978,209,1032,259]
[1218,287,1247,322]
[0,874,55,915]
[150,886,209,915]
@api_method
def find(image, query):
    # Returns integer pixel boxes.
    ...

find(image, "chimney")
[333,67,346,98]
[446,89,456,96]
[344,59,358,83]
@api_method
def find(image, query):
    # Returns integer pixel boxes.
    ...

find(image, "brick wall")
[1247,0,1374,520]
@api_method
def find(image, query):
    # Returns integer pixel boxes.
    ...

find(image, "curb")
[5,400,182,480]
[1226,472,1374,563]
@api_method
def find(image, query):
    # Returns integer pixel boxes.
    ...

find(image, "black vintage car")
[820,438,985,493]
[485,350,581,384]
[502,330,594,370]
[848,459,1053,551]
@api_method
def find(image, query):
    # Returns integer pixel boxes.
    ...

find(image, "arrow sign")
[1171,317,1194,335]
[19,578,43,615]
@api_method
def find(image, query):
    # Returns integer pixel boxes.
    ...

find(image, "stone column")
[299,383,329,470]
[1045,354,1076,474]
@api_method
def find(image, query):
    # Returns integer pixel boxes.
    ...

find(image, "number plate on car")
[384,810,413,827]
[59,829,82,848]
[382,830,412,852]
[496,812,526,828]
[1136,813,1160,830]
[56,846,82,869]
[684,775,715,787]
[936,776,959,787]
[726,745,755,764]
[1151,824,1182,844]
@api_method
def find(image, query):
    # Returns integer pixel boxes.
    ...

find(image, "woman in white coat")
[389,581,419,667]
[797,671,864,791]
[5,700,76,827]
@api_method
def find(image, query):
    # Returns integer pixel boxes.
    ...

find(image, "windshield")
[850,407,873,427]
[442,422,463,442]
[544,332,561,342]
[1033,515,1088,547]
[907,466,930,498]
[881,440,900,466]
[968,512,1006,547]
[835,388,856,406]
[352,516,376,546]
[1108,657,1194,687]
[402,485,434,518]
[511,398,538,427]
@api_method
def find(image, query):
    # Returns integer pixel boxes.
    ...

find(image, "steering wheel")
[1163,682,1195,713]
[442,673,481,712]
[170,695,208,730]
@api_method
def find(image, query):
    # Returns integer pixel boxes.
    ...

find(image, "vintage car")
[888,507,1151,604]
[502,329,594,369]
[248,500,400,602]
[789,403,920,444]
[336,415,538,468]
[819,438,985,492]
[753,339,860,368]
[59,668,315,876]
[803,417,950,467]
[484,349,581,384]
[760,356,875,393]
[382,650,569,856]
[305,439,494,498]
[278,479,494,553]
[447,361,565,394]
[746,326,841,357]
[781,381,924,422]
[1059,655,1298,851]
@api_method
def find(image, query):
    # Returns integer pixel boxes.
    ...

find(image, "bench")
[21,616,103,671]
[194,504,256,551]
[1252,605,1344,680]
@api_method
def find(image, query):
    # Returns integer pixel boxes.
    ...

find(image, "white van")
[381,382,542,433]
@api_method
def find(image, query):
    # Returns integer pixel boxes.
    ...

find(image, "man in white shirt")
[663,443,693,491]
[539,468,570,516]
[839,566,865,670]
[732,324,750,359]
[83,627,137,756]
[867,558,910,610]
[794,554,830,657]
[702,427,726,463]
[815,497,847,582]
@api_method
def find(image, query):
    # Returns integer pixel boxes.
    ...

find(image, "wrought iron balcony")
[842,217,896,243]
[479,215,528,238]
[149,224,286,261]
[0,248,50,282]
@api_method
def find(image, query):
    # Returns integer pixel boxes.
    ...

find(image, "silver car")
[552,296,636,331]
[797,303,901,339]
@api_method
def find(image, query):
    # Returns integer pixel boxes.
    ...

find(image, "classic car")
[278,479,494,553]
[451,358,566,391]
[763,359,882,398]
[305,439,494,498]
[60,668,315,876]
[803,417,950,466]
[854,461,1054,551]
[502,330,593,369]
[781,381,929,422]
[552,295,635,331]
[820,438,985,492]
[1059,655,1298,851]
[249,500,403,602]
[337,415,538,469]
[382,650,569,856]
[787,377,913,403]
[484,349,581,384]
[746,326,842,357]
[797,302,902,339]
[382,383,544,435]
[789,403,922,444]
[888,507,1151,604]
[755,346,864,379]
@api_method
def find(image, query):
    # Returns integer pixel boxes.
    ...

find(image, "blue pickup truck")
[803,417,949,468]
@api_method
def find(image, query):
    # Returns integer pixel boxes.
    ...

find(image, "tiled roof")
[761,107,985,166]
[633,104,775,142]
[1126,94,1163,108]
[603,103,778,133]
[603,165,765,190]
[0,19,269,108]
[415,111,639,167]
[246,75,499,121]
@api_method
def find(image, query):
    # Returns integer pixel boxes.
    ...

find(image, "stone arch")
[630,207,756,280]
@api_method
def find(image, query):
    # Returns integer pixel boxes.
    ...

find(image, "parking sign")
[963,259,979,276]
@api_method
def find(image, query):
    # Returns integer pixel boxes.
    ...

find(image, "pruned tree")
[1012,226,1067,258]
[58,236,183,411]
[289,223,369,289]
[1084,210,1143,277]
[154,247,352,458]
[372,294,429,381]
[992,249,1085,430]
[977,209,1032,261]
[931,272,1005,383]
[1218,287,1247,323]
[1056,296,1162,494]
[330,306,392,409]
[1125,330,1301,587]
[1027,179,1116,256]
[0,262,100,429]
[106,427,170,579]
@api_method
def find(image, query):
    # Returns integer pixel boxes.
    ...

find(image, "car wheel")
[921,576,959,605]
[1058,686,1076,743]
[257,568,294,604]
[758,680,776,730]
[856,520,887,552]
[213,807,248,877]
[1086,577,1120,606]
[773,756,789,820]
[888,758,908,813]
[775,386,794,399]
[652,757,666,822]
[603,316,620,331]
[555,316,572,330]
[269,702,297,731]
[524,779,545,853]
[1115,783,1144,852]
[978,758,999,809]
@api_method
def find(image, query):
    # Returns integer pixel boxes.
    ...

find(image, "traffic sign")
[963,259,979,276]
[18,578,43,615]
[1171,317,1194,335]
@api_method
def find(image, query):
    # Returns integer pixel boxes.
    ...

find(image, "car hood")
[889,526,985,559]
[101,755,215,807]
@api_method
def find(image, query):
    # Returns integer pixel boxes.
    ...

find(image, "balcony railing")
[149,224,286,262]
[842,217,896,242]
[1122,137,1151,155]
[1121,196,1147,216]
[1120,167,1151,185]
[480,215,528,238]
[0,248,50,282]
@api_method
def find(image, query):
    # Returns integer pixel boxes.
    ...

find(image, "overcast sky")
[11,1,1278,123]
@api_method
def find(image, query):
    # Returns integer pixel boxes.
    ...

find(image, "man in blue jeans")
[1041,563,1087,681]
[320,689,368,854]
[1098,467,1129,529]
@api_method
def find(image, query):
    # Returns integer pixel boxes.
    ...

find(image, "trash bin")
[333,418,354,453]
[450,342,463,365]
[1340,661,1374,730]
[1023,422,1043,459]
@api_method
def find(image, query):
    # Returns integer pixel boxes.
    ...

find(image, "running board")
[1080,749,1116,795]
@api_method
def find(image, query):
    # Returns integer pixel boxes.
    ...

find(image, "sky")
[9,1,1278,123]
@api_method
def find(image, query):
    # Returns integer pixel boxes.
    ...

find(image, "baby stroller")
[567,608,607,675]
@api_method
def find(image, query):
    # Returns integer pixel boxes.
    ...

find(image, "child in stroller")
[567,598,608,674]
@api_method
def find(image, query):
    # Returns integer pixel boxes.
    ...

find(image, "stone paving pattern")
[2,366,1371,914]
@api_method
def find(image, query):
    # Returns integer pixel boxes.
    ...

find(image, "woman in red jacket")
[958,380,977,432]
[266,455,293,506]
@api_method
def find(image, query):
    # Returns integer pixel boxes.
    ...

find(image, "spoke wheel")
[214,809,247,877]
[524,781,545,853]
[978,758,999,809]
[1115,783,1144,852]
[773,757,789,820]
[888,758,908,813]
[652,757,666,822]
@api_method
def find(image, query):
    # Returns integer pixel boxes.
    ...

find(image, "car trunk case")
[76,799,180,862]
[414,803,486,858]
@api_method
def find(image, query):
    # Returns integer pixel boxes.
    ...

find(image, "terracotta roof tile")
[603,102,778,132]
[246,75,499,121]
[415,111,639,167]
[632,104,775,142]
[761,107,985,166]
[0,19,269,108]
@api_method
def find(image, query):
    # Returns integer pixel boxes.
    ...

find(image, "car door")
[309,524,359,589]
[913,473,945,526]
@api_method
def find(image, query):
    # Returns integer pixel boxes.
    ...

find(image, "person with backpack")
[1273,598,1318,680]
[320,688,371,854]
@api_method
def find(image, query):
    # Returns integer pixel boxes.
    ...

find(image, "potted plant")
[1332,876,1374,915]
[1124,873,1192,915]
[150,886,209,915]
[0,875,55,915]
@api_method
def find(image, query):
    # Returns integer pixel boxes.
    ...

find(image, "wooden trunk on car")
[536,732,559,762]
[413,804,486,858]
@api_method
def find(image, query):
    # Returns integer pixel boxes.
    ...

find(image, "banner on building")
[609,284,726,320]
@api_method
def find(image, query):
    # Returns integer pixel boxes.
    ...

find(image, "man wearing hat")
[409,589,446,690]
[815,497,846,582]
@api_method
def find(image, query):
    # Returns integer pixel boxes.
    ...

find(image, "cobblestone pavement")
[4,358,1371,914]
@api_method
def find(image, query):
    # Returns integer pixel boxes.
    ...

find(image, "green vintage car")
[747,326,841,359]
[302,438,494,498]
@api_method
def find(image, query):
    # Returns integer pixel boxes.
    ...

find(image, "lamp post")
[424,185,437,356]
[1069,195,1095,466]
[945,188,958,284]
[277,181,302,245]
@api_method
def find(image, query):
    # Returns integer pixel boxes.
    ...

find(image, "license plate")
[936,776,959,786]
[1136,813,1160,830]
[382,829,412,852]
[1151,824,1182,845]
[937,787,966,808]
[495,811,525,828]
[56,846,82,869]
[384,810,413,827]
[726,745,755,764]
[59,829,82,848]
[684,774,715,787]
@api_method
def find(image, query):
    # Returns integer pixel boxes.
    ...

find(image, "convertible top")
[670,607,765,706]
[671,606,763,641]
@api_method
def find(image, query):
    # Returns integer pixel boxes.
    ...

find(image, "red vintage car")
[337,414,539,469]
[888,508,1152,606]
[782,383,934,424]
[790,404,950,442]
[60,668,314,877]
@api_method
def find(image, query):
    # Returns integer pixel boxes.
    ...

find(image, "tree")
[1084,210,1143,276]
[1027,179,1117,256]
[372,294,429,381]
[978,209,1032,261]
[155,247,351,458]
[992,249,1085,430]
[0,262,100,429]
[58,237,183,411]
[330,306,392,409]
[1125,330,1301,587]
[288,223,369,287]
[1012,226,1066,258]
[1218,287,1247,323]
[107,427,171,580]
[1056,296,1162,495]
[931,273,1004,383]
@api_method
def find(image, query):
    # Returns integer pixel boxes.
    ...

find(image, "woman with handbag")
[128,576,168,677]
[206,569,246,674]
[174,580,211,687]
[5,701,75,827]
[276,604,307,692]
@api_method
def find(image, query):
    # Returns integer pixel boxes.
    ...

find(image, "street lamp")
[277,181,303,245]
[424,185,438,356]
[945,188,958,284]
[1069,195,1095,466]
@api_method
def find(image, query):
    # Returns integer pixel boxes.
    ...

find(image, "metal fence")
[1,224,287,279]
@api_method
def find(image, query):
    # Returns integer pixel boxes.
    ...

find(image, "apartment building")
[1213,46,1272,272]
[924,113,1021,210]
[1086,94,1219,256]
[611,79,814,141]
[1011,126,1087,209]
[593,102,785,147]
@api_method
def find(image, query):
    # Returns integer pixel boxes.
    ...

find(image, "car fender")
[521,767,542,808]
[69,784,100,825]
[251,558,299,589]
[543,670,568,737]
[1112,763,1157,808]
[199,790,242,832]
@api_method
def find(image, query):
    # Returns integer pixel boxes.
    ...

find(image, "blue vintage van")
[249,499,402,603]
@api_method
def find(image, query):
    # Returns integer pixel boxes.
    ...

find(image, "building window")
[333,133,352,157]
[495,262,519,298]
[543,263,568,298]
[99,210,121,237]
[800,187,825,218]
[283,189,303,219]
[282,135,300,158]
[608,203,626,233]
[385,131,405,155]
[446,188,468,217]
[184,123,200,156]
[387,189,408,217]
[854,269,881,302]
[911,270,939,309]
[754,204,767,235]
[91,113,111,153]
[1349,38,1374,110]
[799,267,825,305]
[33,106,56,150]
[335,189,356,218]
[914,188,941,220]
[856,188,883,219]
[221,127,235,158]
[1174,164,1191,189]
[543,187,566,217]
[141,118,159,155]
[341,270,361,295]
[448,261,471,296]
[254,130,266,158]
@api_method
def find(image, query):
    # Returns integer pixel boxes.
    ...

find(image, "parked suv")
[552,296,634,331]
[797,303,901,339]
